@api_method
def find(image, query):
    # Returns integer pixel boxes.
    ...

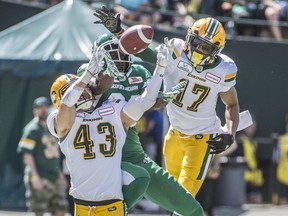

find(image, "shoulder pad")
[218,54,238,83]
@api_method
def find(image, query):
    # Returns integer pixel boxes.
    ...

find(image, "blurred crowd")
[9,0,288,40]
[112,0,288,40]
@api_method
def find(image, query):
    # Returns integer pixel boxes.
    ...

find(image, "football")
[119,24,154,55]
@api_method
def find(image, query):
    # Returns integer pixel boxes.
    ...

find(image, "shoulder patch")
[205,72,221,84]
[98,106,115,116]
[128,76,143,84]
[224,72,237,82]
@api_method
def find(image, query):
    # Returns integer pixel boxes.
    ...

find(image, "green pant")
[122,155,204,216]
[121,161,150,211]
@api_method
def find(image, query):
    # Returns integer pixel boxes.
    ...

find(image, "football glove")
[159,80,187,102]
[156,43,169,68]
[164,37,175,56]
[93,6,123,35]
[207,133,234,154]
[87,46,106,77]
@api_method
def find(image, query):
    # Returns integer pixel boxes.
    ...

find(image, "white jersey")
[47,100,127,202]
[162,39,238,135]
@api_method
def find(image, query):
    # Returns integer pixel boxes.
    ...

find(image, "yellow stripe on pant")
[163,125,214,196]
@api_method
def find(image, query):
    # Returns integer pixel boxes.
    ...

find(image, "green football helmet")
[93,33,133,73]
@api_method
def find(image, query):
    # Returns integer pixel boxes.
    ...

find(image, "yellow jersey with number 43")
[163,38,237,135]
[47,100,126,202]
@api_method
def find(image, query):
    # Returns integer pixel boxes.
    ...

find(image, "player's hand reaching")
[156,43,169,68]
[93,6,123,35]
[159,80,187,102]
[86,46,106,77]
[164,37,175,56]
[207,133,234,154]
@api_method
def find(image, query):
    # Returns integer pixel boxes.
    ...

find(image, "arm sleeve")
[122,68,163,121]
[135,46,158,66]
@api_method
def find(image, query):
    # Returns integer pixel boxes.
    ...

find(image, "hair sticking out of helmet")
[50,74,97,112]
[93,33,133,73]
[185,17,226,68]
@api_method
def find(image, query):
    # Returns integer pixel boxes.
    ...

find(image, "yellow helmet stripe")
[205,18,219,39]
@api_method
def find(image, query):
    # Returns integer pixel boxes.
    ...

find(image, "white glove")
[79,46,106,84]
[164,37,175,55]
[87,46,106,76]
[156,43,168,67]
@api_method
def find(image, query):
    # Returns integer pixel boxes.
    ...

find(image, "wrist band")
[114,28,124,38]
[78,70,93,85]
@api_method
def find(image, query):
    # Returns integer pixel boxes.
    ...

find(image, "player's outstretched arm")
[121,43,168,129]
[56,47,106,138]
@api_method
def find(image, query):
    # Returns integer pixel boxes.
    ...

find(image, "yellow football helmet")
[50,74,95,112]
[185,17,226,68]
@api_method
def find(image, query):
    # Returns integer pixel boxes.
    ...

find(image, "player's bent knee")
[121,161,150,182]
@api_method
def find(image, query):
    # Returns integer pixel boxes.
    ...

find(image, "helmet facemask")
[186,32,222,68]
[94,37,133,74]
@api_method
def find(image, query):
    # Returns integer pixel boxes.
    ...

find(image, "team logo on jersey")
[196,66,204,72]
[195,134,203,139]
[98,106,115,116]
[205,72,221,84]
[177,60,193,73]
[83,117,103,122]
[108,206,117,211]
[187,73,206,82]
[128,76,143,84]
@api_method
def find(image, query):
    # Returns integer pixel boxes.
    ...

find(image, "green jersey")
[18,118,61,182]
[99,64,151,162]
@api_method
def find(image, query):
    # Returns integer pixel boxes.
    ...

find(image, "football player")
[47,43,173,215]
[77,34,203,216]
[94,7,240,200]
